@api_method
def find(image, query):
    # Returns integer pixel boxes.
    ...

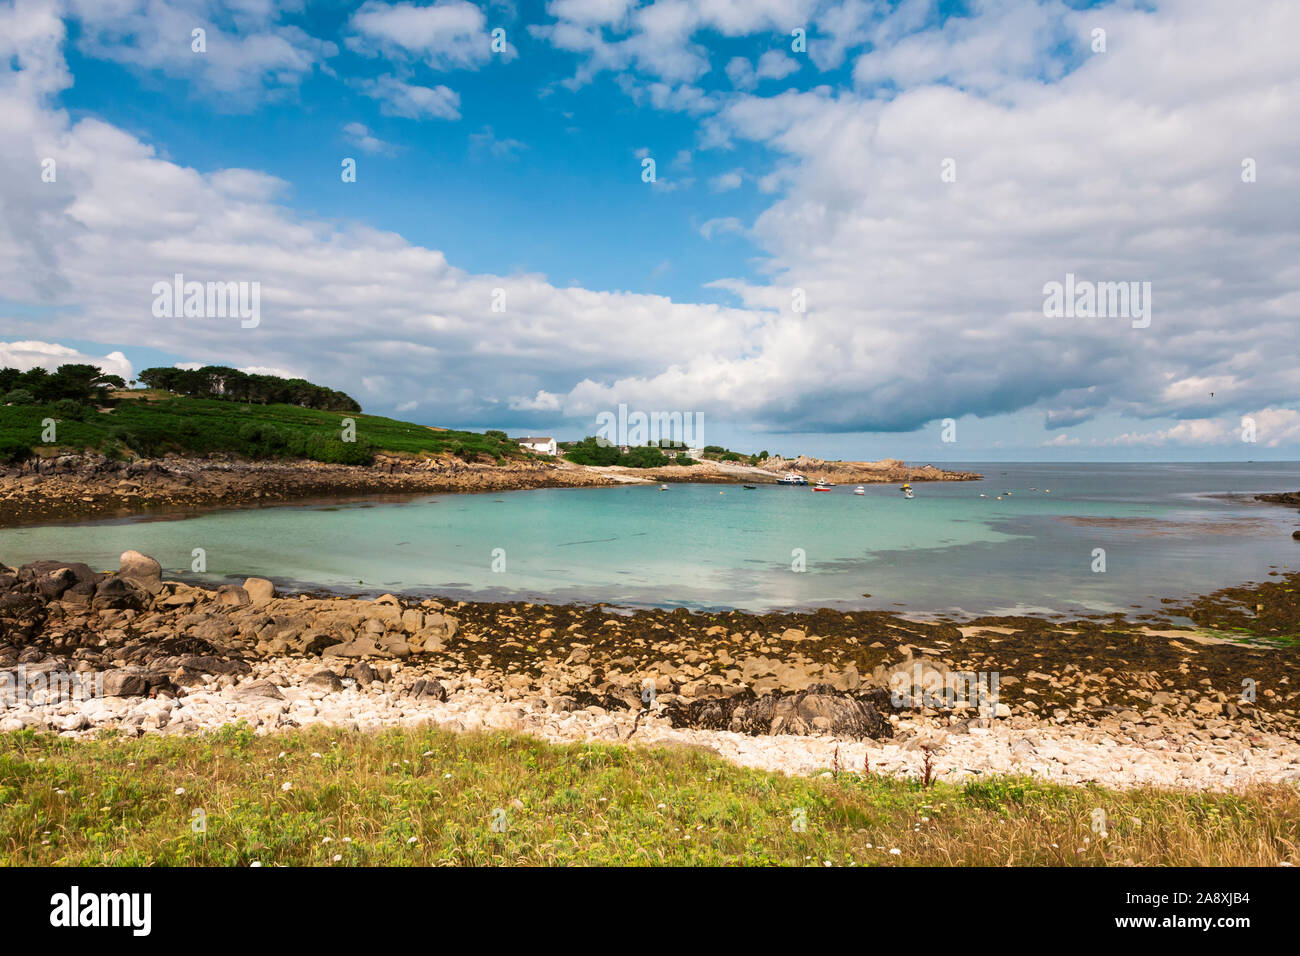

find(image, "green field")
[0,395,525,465]
[1,725,1295,866]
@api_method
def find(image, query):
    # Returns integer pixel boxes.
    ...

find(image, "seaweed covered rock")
[665,683,894,739]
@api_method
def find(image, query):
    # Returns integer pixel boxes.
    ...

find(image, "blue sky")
[60,1,781,302]
[2,0,1298,461]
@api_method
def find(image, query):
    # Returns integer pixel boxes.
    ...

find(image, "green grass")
[1,725,1296,866]
[0,396,525,465]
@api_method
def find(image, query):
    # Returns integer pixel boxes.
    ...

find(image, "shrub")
[50,399,90,421]
[623,445,670,468]
[564,436,622,466]
[3,389,35,406]
[237,421,289,452]
[284,432,374,465]
[0,439,32,463]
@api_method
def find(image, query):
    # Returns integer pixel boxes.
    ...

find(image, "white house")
[517,436,557,456]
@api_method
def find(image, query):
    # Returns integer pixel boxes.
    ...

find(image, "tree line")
[137,366,361,412]
[1,364,126,406]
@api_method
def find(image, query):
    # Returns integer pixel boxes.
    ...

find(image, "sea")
[1,462,1298,618]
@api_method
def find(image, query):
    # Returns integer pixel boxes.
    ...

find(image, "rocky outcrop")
[757,456,981,483]
[0,452,625,526]
[119,550,162,585]
[665,684,894,738]
[1256,491,1300,508]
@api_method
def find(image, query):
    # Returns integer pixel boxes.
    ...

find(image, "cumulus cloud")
[0,340,133,381]
[709,169,744,191]
[851,0,1076,93]
[0,14,758,428]
[2,0,1299,454]
[342,122,396,155]
[658,0,1300,436]
[1099,410,1300,449]
[356,75,461,119]
[726,50,801,90]
[66,0,337,107]
[347,0,513,69]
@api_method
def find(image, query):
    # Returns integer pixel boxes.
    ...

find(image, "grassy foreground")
[1,726,1296,866]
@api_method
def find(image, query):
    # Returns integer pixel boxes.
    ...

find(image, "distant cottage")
[516,436,557,456]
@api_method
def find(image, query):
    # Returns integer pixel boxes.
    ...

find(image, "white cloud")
[356,75,460,119]
[662,0,1300,434]
[239,365,297,379]
[700,216,744,239]
[709,169,743,191]
[725,56,755,90]
[727,50,801,90]
[851,0,1074,93]
[0,340,132,381]
[343,122,396,155]
[4,0,1300,451]
[508,390,562,412]
[546,0,635,27]
[1098,410,1300,449]
[66,0,337,107]
[348,0,512,69]
[536,0,822,92]
[468,125,527,158]
[0,18,758,427]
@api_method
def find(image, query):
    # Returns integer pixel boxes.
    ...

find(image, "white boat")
[812,480,832,492]
[777,472,808,485]
[660,484,668,491]
[902,482,914,499]
[853,485,865,495]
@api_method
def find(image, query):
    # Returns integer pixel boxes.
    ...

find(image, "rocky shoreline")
[0,453,624,527]
[1255,490,1300,539]
[3,551,1298,791]
[0,452,980,527]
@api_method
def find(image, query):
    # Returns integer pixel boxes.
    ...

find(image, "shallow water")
[1,462,1297,616]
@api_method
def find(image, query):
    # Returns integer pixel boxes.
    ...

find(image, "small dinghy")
[853,485,865,495]
[743,484,757,490]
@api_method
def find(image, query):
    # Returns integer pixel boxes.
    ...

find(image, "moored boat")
[854,485,865,495]
[777,472,808,485]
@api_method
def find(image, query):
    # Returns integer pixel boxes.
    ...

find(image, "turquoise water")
[1,462,1298,616]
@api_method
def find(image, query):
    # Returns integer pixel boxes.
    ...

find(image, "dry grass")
[1,725,1296,866]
